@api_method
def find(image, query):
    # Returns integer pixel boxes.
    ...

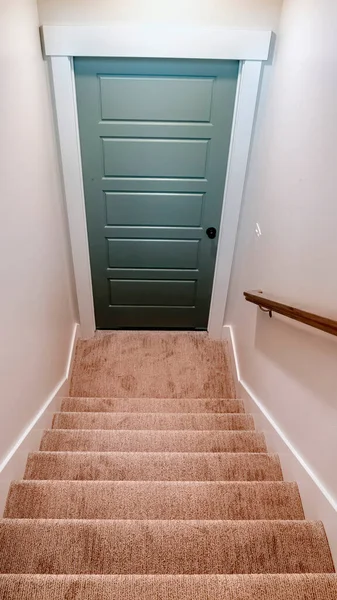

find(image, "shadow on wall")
[254,309,337,409]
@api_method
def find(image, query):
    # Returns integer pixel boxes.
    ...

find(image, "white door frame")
[43,25,271,339]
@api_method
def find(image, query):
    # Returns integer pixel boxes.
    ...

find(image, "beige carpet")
[52,411,255,430]
[39,429,268,453]
[24,451,284,481]
[61,397,245,413]
[5,481,304,520]
[0,332,336,598]
[1,574,337,600]
[0,520,333,574]
[70,331,236,398]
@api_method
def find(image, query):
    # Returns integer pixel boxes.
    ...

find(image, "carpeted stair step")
[61,397,245,413]
[1,574,337,600]
[24,451,284,481]
[4,481,304,520]
[3,333,334,598]
[0,519,333,574]
[69,332,236,398]
[52,412,255,431]
[40,429,267,453]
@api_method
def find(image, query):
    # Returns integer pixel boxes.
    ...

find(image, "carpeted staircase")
[0,332,336,599]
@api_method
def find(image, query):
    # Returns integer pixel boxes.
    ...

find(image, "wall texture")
[0,0,76,465]
[225,0,337,504]
[38,0,282,28]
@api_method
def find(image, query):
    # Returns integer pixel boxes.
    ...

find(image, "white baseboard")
[223,324,337,566]
[221,325,239,394]
[0,323,80,515]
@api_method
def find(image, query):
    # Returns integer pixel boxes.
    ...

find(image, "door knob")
[206,227,217,239]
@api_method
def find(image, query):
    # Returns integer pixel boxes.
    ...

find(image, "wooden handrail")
[243,290,337,337]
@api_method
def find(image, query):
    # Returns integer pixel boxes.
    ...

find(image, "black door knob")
[206,227,217,239]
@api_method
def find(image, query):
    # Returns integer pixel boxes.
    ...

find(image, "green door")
[75,58,238,329]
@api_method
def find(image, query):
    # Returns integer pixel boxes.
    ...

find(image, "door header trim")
[41,25,272,61]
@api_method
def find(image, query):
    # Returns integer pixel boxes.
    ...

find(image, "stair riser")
[61,398,245,414]
[40,431,267,453]
[24,452,284,482]
[5,482,304,521]
[52,413,255,431]
[0,520,333,575]
[1,574,337,600]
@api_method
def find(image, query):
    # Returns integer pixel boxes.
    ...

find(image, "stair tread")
[0,519,333,575]
[40,429,267,453]
[61,397,245,413]
[25,451,283,481]
[5,481,304,520]
[1,574,337,600]
[52,412,255,431]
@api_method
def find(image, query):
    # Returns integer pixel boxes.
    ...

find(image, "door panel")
[100,76,214,122]
[109,280,196,307]
[107,239,200,269]
[75,58,238,329]
[102,138,209,178]
[105,193,204,227]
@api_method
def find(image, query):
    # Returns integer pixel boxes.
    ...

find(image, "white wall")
[225,0,337,510]
[0,0,77,466]
[38,0,281,29]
